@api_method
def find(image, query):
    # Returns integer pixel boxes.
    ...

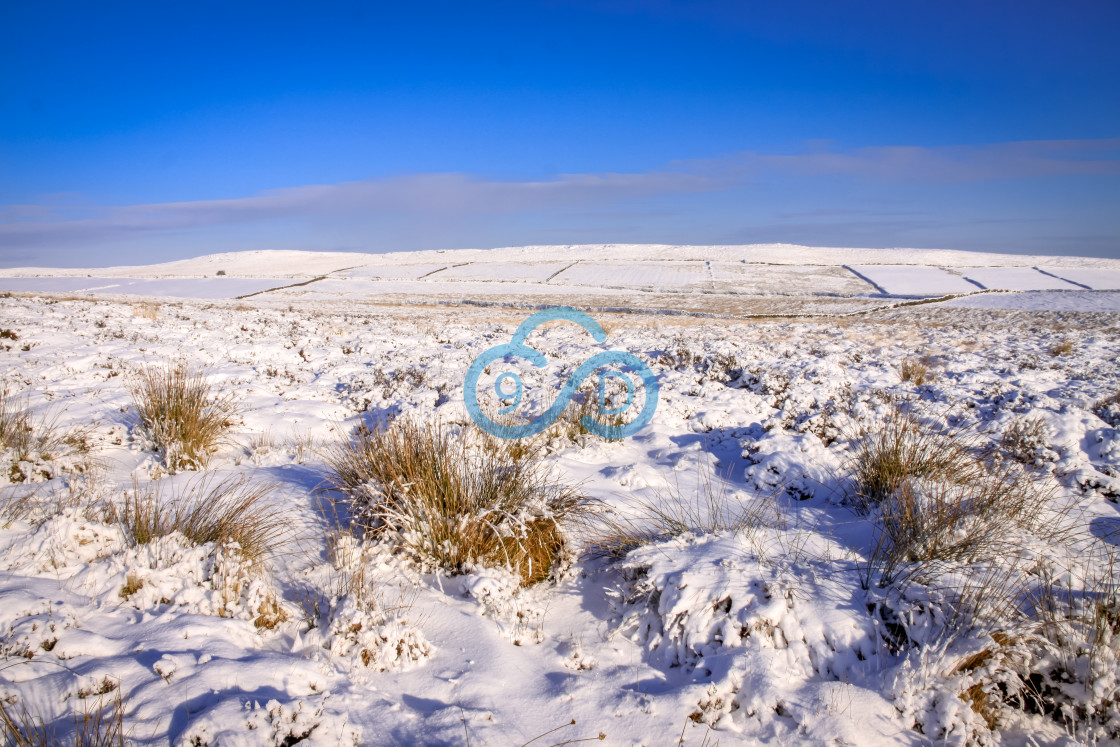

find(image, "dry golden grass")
[131,302,159,320]
[106,473,289,562]
[898,357,936,385]
[127,361,237,472]
[325,418,584,585]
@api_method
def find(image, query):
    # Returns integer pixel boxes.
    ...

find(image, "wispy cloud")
[0,170,718,249]
[685,138,1120,182]
[2,138,1117,256]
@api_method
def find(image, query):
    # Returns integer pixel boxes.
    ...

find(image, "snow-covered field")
[6,244,1120,312]
[2,246,1120,745]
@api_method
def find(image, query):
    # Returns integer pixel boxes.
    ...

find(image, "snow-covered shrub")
[610,532,896,743]
[890,631,1030,746]
[298,533,435,672]
[1096,389,1120,428]
[180,695,361,747]
[104,534,289,628]
[742,430,843,499]
[1000,415,1058,467]
[0,387,92,485]
[460,566,548,645]
[1021,560,1120,739]
[325,418,583,585]
[324,594,433,672]
[127,360,237,472]
[655,335,703,370]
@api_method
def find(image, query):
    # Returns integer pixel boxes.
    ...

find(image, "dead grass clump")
[582,468,775,558]
[898,357,936,386]
[1048,339,1075,357]
[325,419,584,585]
[131,302,159,320]
[127,361,237,472]
[0,686,127,746]
[0,387,32,456]
[848,406,977,507]
[872,470,1040,582]
[106,474,289,562]
[118,573,144,600]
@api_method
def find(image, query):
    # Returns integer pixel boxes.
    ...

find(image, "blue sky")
[1,1,1118,267]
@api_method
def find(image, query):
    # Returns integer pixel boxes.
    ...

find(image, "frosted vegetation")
[1,282,1119,745]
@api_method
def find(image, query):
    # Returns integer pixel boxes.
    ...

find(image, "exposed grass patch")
[847,405,977,507]
[106,473,289,562]
[118,573,144,600]
[325,418,584,585]
[127,361,237,472]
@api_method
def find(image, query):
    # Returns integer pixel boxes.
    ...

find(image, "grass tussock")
[127,361,237,472]
[848,406,978,507]
[325,418,584,585]
[850,406,1052,583]
[106,473,289,562]
[582,467,775,558]
[0,685,128,747]
[898,357,936,386]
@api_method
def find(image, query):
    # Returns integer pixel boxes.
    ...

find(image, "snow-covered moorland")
[2,248,1120,745]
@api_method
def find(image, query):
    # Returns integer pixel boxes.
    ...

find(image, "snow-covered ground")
[2,246,1120,745]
